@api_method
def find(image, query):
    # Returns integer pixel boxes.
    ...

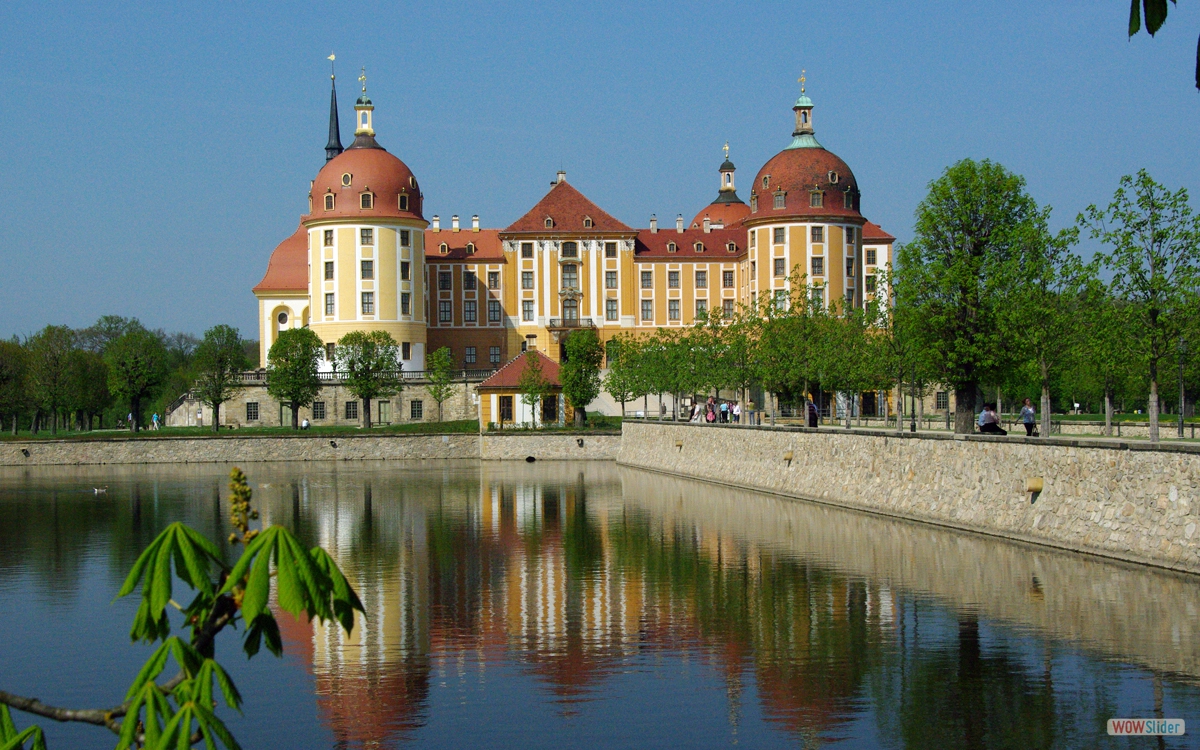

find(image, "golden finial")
[799,69,806,94]
[359,66,367,93]
[327,53,336,80]
[723,141,729,160]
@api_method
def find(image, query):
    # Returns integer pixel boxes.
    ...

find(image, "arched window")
[693,242,705,253]
[726,242,737,253]
[360,192,373,209]
[544,217,554,228]
[439,242,448,254]
[466,242,476,255]
[667,242,677,253]
[583,216,593,228]
[324,194,334,210]
[802,111,809,124]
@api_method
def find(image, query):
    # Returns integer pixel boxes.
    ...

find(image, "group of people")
[691,397,743,424]
[978,398,1039,437]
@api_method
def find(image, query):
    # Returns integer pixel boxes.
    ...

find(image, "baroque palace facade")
[253,74,895,378]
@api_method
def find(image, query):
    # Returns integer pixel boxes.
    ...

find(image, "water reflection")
[1,461,1198,749]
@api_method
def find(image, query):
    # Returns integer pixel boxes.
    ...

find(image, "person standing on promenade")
[1020,398,1038,436]
[732,401,742,424]
[807,400,818,428]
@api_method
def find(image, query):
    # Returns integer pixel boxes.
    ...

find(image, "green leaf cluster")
[266,327,324,429]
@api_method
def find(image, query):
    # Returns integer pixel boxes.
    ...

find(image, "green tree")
[66,350,112,431]
[1126,0,1199,90]
[0,467,363,750]
[561,329,604,427]
[0,339,29,435]
[335,330,402,428]
[76,315,138,353]
[105,325,168,432]
[266,328,324,429]
[193,325,249,433]
[424,346,456,422]
[602,337,641,417]
[1081,170,1200,442]
[26,325,77,434]
[517,350,551,426]
[897,158,1043,434]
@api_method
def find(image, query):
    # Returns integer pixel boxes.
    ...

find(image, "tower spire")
[787,69,822,150]
[325,54,343,163]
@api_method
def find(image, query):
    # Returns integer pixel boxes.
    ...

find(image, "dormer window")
[341,173,352,187]
[693,242,705,253]
[360,192,374,209]
[544,217,554,229]
[466,242,476,255]
[810,191,824,208]
[726,242,737,253]
[762,176,770,189]
[398,193,409,211]
[828,171,839,184]
[844,191,854,210]
[324,194,335,210]
[583,216,593,228]
[439,242,448,254]
[773,190,786,210]
[750,194,758,212]
[667,242,677,253]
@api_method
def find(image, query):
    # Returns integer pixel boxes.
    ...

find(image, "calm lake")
[1,460,1198,749]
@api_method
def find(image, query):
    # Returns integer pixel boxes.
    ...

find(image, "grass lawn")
[0,420,481,441]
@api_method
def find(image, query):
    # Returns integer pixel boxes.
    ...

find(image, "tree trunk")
[291,403,300,429]
[896,380,903,432]
[1148,378,1160,443]
[917,387,925,428]
[1104,388,1113,437]
[770,393,776,427]
[954,385,977,435]
[437,400,444,423]
[211,402,220,433]
[132,398,142,433]
[844,393,851,429]
[1040,382,1051,440]
[363,398,372,429]
[51,406,58,435]
[575,406,585,428]
[10,413,16,435]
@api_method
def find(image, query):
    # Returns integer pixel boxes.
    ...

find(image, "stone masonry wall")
[618,422,1200,575]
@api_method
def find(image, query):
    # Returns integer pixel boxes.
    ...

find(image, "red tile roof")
[862,221,895,242]
[634,227,745,260]
[503,179,633,234]
[748,147,862,223]
[253,224,308,293]
[479,350,561,389]
[424,228,503,260]
[689,200,750,230]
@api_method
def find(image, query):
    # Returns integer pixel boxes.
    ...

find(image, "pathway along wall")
[618,422,1200,575]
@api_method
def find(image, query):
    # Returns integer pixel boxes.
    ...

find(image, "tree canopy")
[335,331,403,428]
[266,328,324,429]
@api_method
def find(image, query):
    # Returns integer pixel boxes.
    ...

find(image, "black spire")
[325,75,343,163]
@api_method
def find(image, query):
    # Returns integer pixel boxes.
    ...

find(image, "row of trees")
[513,329,604,427]
[605,165,1200,441]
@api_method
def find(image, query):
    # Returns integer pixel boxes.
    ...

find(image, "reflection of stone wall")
[619,468,1200,679]
[619,422,1200,574]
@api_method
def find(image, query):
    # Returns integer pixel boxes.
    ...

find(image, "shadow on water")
[1,460,1199,749]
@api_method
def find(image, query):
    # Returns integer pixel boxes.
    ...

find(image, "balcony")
[547,317,596,329]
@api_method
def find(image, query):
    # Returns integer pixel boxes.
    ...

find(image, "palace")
[253,71,895,380]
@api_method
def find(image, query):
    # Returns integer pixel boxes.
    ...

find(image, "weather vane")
[328,53,336,80]
[799,69,806,94]
[723,141,729,160]
[359,66,367,94]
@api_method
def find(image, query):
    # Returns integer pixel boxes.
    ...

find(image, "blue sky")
[0,1,1197,338]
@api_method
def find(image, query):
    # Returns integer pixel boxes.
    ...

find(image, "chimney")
[676,214,684,233]
[451,214,460,232]
[471,214,480,232]
[432,215,440,231]
[650,214,658,233]
[556,170,566,184]
[702,217,711,233]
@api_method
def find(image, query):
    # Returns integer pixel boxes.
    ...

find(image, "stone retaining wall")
[618,422,1200,575]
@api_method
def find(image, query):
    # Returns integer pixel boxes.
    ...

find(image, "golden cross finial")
[723,141,729,160]
[799,69,806,94]
[327,53,336,80]
[359,66,367,93]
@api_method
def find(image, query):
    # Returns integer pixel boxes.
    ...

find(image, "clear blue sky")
[0,1,1196,339]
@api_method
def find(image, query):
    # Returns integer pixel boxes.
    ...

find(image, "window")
[667,242,677,253]
[936,391,949,410]
[605,241,617,258]
[323,229,334,247]
[465,346,476,364]
[845,288,856,308]
[811,226,824,243]
[811,286,825,309]
[325,293,335,316]
[438,300,452,322]
[773,192,786,209]
[844,192,854,210]
[695,299,707,317]
[640,300,653,321]
[499,395,514,422]
[360,193,373,209]
[583,217,593,228]
[324,194,334,210]
[361,292,374,314]
[438,271,452,290]
[866,248,877,266]
[464,301,477,322]
[750,231,756,248]
[542,394,558,423]
[640,270,653,289]
[668,299,680,321]
[774,290,788,311]
[341,173,352,187]
[562,264,578,289]
[606,298,618,321]
[773,227,785,244]
[722,299,734,317]
[512,270,529,290]
[751,260,756,280]
[846,258,855,276]
[846,227,856,245]
[722,270,734,288]
[695,270,707,288]
[313,401,326,420]
[324,261,334,280]
[750,194,758,212]
[811,256,824,276]
[866,275,877,293]
[544,217,553,229]
[487,271,499,290]
[668,270,679,288]
[399,194,409,211]
[400,261,410,280]
[325,343,336,361]
[488,299,501,322]
[361,260,373,279]
[439,242,448,254]
[727,242,737,253]
[466,243,476,255]
[810,192,823,208]
[360,228,373,245]
[345,401,359,420]
[401,292,411,315]
[521,242,534,258]
[402,342,411,359]
[463,270,477,290]
[563,299,578,321]
[277,312,289,326]
[410,400,424,420]
[762,176,770,189]
[400,230,411,246]
[489,346,500,365]
[605,270,617,289]
[246,402,259,421]
[774,258,786,277]
[522,300,534,321]
[694,242,705,253]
